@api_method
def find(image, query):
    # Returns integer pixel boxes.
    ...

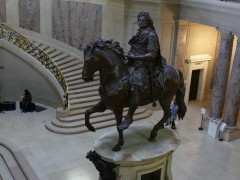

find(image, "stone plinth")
[94,126,180,180]
[223,128,240,142]
[56,107,69,118]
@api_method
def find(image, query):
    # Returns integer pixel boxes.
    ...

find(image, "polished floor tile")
[0,100,240,180]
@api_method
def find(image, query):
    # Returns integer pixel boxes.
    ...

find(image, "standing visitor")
[171,102,178,129]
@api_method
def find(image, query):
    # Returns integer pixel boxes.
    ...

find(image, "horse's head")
[82,42,99,82]
[82,39,126,82]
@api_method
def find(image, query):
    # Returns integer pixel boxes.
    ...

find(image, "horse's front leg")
[85,100,107,132]
[118,86,139,130]
[112,109,124,152]
[149,99,171,141]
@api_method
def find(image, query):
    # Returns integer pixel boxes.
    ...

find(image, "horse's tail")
[176,69,187,120]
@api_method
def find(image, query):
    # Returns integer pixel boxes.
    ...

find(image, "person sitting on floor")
[21,89,32,113]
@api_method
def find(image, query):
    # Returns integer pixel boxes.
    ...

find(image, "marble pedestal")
[56,107,69,118]
[223,128,240,142]
[93,126,180,180]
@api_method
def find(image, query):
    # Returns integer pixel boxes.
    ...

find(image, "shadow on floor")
[35,105,47,112]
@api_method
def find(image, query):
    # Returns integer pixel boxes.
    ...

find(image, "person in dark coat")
[21,89,32,112]
[171,101,178,129]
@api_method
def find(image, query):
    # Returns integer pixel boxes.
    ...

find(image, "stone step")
[69,95,100,105]
[68,108,87,116]
[58,109,117,122]
[38,44,49,51]
[44,47,56,54]
[52,54,70,62]
[65,74,82,82]
[69,101,99,111]
[52,108,147,128]
[64,68,99,80]
[45,110,152,134]
[61,64,82,74]
[57,57,78,66]
[49,51,63,58]
[58,108,143,122]
[66,76,99,86]
[56,57,76,66]
[69,90,99,99]
[68,86,99,94]
[58,60,81,70]
[68,101,104,116]
[67,78,100,87]
[63,69,83,78]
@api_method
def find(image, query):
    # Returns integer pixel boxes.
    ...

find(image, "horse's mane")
[84,39,125,59]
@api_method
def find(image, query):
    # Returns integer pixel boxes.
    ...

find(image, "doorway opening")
[189,69,200,100]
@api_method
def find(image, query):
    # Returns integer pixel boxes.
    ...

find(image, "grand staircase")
[29,38,153,134]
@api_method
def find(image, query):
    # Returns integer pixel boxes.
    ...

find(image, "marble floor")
[1,100,240,180]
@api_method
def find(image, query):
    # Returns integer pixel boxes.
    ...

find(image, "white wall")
[185,23,218,96]
[0,46,62,108]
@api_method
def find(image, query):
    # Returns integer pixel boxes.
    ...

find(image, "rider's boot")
[118,86,139,130]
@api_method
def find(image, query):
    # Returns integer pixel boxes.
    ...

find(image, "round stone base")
[94,126,180,180]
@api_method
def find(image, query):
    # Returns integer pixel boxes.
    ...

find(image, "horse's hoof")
[112,145,121,152]
[85,123,96,132]
[149,131,157,140]
[148,137,156,142]
[89,127,96,132]
[118,120,131,130]
[159,124,164,129]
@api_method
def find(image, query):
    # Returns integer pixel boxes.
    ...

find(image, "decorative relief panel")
[0,0,6,23]
[19,0,40,33]
[52,0,102,50]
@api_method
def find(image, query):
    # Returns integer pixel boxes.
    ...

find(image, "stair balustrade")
[0,23,69,109]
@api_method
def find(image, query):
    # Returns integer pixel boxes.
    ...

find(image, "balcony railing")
[0,23,68,109]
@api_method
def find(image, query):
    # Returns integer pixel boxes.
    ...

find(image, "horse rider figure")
[119,11,165,129]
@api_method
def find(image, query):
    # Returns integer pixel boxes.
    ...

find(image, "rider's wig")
[137,11,155,31]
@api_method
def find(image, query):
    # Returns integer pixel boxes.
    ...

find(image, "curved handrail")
[0,24,68,109]
[0,143,29,179]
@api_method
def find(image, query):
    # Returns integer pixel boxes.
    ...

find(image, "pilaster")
[5,0,19,27]
[209,29,233,118]
[223,34,240,128]
[170,18,180,66]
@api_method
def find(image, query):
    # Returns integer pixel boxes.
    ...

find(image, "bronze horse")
[82,39,186,151]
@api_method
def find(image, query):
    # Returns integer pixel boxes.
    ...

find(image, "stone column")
[223,35,240,128]
[209,30,234,118]
[170,18,180,66]
[174,21,188,74]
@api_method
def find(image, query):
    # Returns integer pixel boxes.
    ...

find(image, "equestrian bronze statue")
[82,12,187,152]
